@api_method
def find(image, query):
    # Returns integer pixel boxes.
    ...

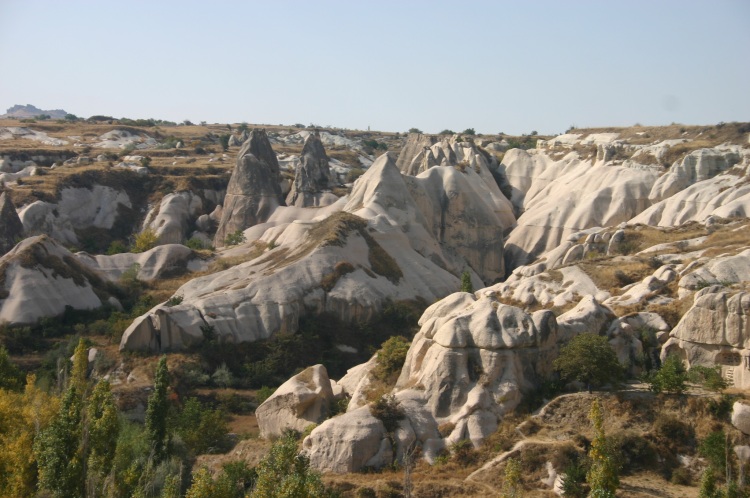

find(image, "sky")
[0,0,748,135]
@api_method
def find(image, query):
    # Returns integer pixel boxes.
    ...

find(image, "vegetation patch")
[320,261,355,292]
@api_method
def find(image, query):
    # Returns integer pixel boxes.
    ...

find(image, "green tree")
[689,365,729,392]
[586,399,619,497]
[408,128,422,134]
[501,457,522,498]
[648,354,688,394]
[461,270,474,293]
[224,229,246,246]
[175,397,228,456]
[250,434,326,498]
[553,334,623,392]
[34,386,84,498]
[219,134,230,152]
[463,128,476,136]
[0,345,23,391]
[86,379,119,495]
[146,356,170,462]
[70,338,89,397]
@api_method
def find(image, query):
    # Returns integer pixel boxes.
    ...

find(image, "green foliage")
[224,230,246,246]
[586,399,619,497]
[133,228,159,253]
[219,134,230,152]
[501,457,522,498]
[699,431,727,474]
[461,270,473,293]
[0,345,23,391]
[185,237,212,251]
[463,128,476,136]
[250,434,326,498]
[34,386,84,498]
[146,356,170,462]
[70,338,89,397]
[553,334,624,391]
[408,128,422,134]
[372,336,410,384]
[86,379,120,494]
[370,394,404,434]
[175,397,229,455]
[140,156,152,168]
[698,468,719,498]
[438,129,454,135]
[689,365,729,392]
[211,363,234,388]
[165,295,183,307]
[561,459,588,497]
[106,240,129,255]
[647,354,688,394]
[256,386,275,405]
[708,394,737,420]
[346,167,365,183]
[64,113,78,121]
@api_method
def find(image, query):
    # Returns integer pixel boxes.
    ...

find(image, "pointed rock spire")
[0,192,23,254]
[286,132,333,207]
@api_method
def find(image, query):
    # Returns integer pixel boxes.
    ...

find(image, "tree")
[501,457,522,498]
[463,128,476,136]
[175,397,228,456]
[34,386,85,498]
[438,129,455,135]
[250,434,326,498]
[238,122,249,133]
[70,338,89,397]
[408,128,422,134]
[64,113,78,122]
[146,356,169,462]
[0,345,23,391]
[224,229,246,246]
[553,334,623,391]
[86,380,119,495]
[461,270,473,293]
[586,399,619,497]
[133,227,159,253]
[219,134,230,152]
[647,354,688,394]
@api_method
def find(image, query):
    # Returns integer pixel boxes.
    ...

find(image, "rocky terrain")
[1,116,749,496]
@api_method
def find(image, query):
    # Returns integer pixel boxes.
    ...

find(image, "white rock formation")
[143,191,206,244]
[76,244,201,282]
[733,402,750,436]
[256,364,335,438]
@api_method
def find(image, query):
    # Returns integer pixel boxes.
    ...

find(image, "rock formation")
[256,364,335,438]
[142,191,223,245]
[76,243,204,282]
[286,132,336,207]
[0,192,23,254]
[214,129,284,246]
[0,236,116,325]
[395,133,437,173]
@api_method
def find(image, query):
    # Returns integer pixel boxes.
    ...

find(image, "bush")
[408,128,422,134]
[255,386,275,405]
[165,295,183,307]
[372,336,410,384]
[212,363,235,388]
[462,128,476,136]
[132,228,159,253]
[689,365,728,392]
[438,129,454,135]
[670,467,691,485]
[106,240,129,255]
[647,354,688,394]
[461,270,473,293]
[224,230,246,246]
[175,398,229,455]
[370,394,404,434]
[699,431,727,474]
[553,334,624,391]
[451,439,478,466]
[185,237,212,251]
[250,434,326,497]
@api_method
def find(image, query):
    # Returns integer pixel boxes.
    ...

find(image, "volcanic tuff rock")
[214,129,284,246]
[395,133,437,172]
[286,132,335,208]
[120,153,514,351]
[256,364,335,438]
[0,192,23,254]
[143,190,224,245]
[76,243,203,282]
[0,236,116,325]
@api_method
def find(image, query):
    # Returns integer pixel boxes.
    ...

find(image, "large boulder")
[214,129,284,246]
[732,402,750,436]
[286,132,336,208]
[0,192,23,254]
[302,406,390,473]
[256,364,335,438]
[143,191,205,244]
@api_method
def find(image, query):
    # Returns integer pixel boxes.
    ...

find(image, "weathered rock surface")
[76,244,201,281]
[18,186,132,245]
[214,129,285,246]
[0,236,115,324]
[286,132,335,207]
[0,192,23,254]
[678,249,750,291]
[256,364,335,438]
[733,402,750,436]
[395,133,437,173]
[143,191,222,244]
[662,289,750,388]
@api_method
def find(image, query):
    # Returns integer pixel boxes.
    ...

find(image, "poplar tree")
[86,379,119,495]
[586,399,619,497]
[146,356,169,461]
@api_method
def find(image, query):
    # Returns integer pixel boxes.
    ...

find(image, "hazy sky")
[1,0,748,135]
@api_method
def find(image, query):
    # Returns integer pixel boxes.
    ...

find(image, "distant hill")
[1,104,69,119]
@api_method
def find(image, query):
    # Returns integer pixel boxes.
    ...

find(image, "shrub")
[212,363,234,388]
[175,397,229,455]
[463,128,476,136]
[647,354,688,394]
[707,394,736,420]
[553,334,624,391]
[670,467,691,485]
[408,128,422,134]
[438,129,454,135]
[689,365,729,392]
[699,431,727,474]
[561,460,588,497]
[250,434,326,497]
[132,228,159,253]
[255,386,275,405]
[461,270,473,293]
[370,394,404,434]
[106,240,129,255]
[185,237,212,251]
[224,230,246,246]
[165,295,183,307]
[372,336,410,384]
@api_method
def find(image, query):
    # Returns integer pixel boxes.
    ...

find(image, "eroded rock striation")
[0,192,23,254]
[286,132,336,208]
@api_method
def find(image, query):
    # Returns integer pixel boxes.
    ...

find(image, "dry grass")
[577,258,654,295]
[567,122,750,147]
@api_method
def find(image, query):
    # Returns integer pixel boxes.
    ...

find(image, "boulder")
[557,295,615,340]
[286,132,335,207]
[214,129,284,246]
[256,364,335,438]
[143,191,205,244]
[733,402,750,436]
[301,406,390,473]
[0,192,23,254]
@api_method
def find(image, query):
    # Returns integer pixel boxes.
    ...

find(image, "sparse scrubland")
[1,115,749,496]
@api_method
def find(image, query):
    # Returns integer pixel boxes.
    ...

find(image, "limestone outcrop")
[0,192,23,254]
[214,129,284,246]
[286,132,336,208]
[256,364,335,438]
[0,236,115,325]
